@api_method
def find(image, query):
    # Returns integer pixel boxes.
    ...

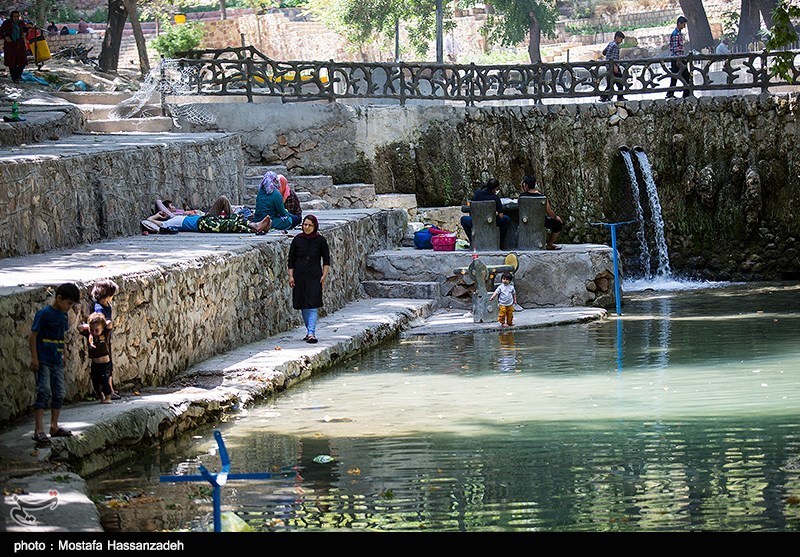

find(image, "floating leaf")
[313,454,334,464]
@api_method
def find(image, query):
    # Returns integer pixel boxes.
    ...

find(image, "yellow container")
[174,13,187,24]
[30,36,52,64]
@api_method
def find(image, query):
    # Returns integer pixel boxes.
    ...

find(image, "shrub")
[150,22,204,59]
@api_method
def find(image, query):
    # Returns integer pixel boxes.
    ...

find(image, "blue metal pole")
[213,485,221,533]
[610,223,622,316]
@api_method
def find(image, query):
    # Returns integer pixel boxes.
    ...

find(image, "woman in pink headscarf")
[277,174,302,228]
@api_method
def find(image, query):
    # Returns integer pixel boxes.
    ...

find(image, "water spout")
[619,145,630,153]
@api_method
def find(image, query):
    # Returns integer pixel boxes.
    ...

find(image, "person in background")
[460,178,511,250]
[600,31,626,102]
[288,215,330,344]
[252,171,297,231]
[77,18,89,34]
[666,16,692,98]
[60,25,70,35]
[1,11,29,83]
[46,21,59,36]
[715,36,731,54]
[519,175,563,250]
[277,174,302,228]
[29,283,81,445]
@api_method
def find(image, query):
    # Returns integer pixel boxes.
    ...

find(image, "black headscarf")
[298,214,320,239]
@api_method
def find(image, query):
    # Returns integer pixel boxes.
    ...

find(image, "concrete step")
[288,175,334,194]
[78,103,162,120]
[83,117,175,133]
[53,91,134,105]
[362,280,442,301]
[244,164,289,178]
[301,199,332,211]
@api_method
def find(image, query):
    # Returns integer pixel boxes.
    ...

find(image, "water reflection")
[86,283,800,532]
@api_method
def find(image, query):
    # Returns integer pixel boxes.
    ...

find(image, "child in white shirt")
[490,272,517,327]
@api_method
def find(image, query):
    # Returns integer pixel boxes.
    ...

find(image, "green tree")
[150,20,204,57]
[308,0,453,59]
[765,0,799,80]
[466,0,559,63]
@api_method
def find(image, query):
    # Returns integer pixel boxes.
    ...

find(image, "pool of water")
[87,282,800,532]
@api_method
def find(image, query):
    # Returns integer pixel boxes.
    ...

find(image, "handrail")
[167,46,800,105]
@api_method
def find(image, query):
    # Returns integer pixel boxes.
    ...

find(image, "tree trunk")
[220,0,227,20]
[678,0,714,51]
[757,0,778,29]
[737,0,762,48]
[98,0,128,73]
[528,10,542,64]
[121,0,150,76]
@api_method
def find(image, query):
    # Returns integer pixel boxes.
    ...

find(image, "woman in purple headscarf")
[1,11,29,83]
[252,171,297,231]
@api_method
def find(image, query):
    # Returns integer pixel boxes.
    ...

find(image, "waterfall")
[620,147,651,277]
[634,148,671,279]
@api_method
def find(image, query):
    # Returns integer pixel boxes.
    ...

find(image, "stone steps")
[83,117,175,133]
[52,91,176,133]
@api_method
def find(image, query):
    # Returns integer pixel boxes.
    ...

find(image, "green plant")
[150,22,205,58]
[721,10,740,42]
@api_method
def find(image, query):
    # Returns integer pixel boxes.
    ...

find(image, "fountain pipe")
[618,145,630,153]
[632,145,644,153]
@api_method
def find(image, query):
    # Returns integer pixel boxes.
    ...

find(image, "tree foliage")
[308,0,452,58]
[765,0,799,80]
[150,21,205,57]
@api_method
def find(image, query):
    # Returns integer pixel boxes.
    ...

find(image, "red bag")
[432,233,457,252]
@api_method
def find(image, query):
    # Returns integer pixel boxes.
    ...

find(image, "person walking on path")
[600,31,626,102]
[288,215,331,344]
[1,11,29,83]
[29,282,81,445]
[666,16,692,98]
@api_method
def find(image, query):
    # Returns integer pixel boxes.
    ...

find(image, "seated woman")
[252,171,296,231]
[277,174,302,228]
[142,209,271,234]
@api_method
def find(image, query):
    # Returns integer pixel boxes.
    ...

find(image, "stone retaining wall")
[184,94,800,282]
[0,209,407,425]
[0,133,244,259]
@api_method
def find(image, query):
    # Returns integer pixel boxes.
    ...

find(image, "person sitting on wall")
[59,25,69,35]
[251,171,298,231]
[519,175,563,250]
[46,21,58,36]
[460,177,511,249]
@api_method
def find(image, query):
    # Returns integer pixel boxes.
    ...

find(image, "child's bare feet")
[100,395,111,404]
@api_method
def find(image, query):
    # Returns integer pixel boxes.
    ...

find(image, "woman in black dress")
[288,215,330,344]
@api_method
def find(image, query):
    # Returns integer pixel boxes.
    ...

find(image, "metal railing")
[170,46,800,105]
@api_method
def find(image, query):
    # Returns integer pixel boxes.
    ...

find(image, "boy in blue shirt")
[30,283,81,445]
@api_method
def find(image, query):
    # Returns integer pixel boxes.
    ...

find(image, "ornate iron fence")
[170,46,800,105]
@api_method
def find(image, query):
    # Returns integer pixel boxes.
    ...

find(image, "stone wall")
[0,209,407,425]
[183,93,800,282]
[0,133,244,259]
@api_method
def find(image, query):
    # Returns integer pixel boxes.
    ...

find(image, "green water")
[87,282,800,532]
